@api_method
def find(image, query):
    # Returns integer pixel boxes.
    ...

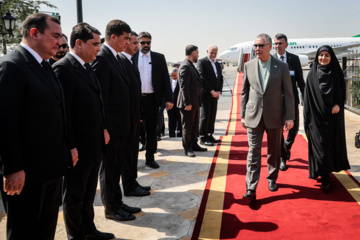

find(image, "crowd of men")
[0,13,225,240]
[0,11,304,240]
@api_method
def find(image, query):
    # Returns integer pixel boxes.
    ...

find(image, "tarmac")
[0,66,359,240]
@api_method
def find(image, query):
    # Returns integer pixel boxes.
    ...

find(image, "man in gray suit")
[241,33,295,200]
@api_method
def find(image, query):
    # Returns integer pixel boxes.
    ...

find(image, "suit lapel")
[102,46,129,85]
[67,54,98,92]
[264,56,278,93]
[205,58,217,79]
[18,46,61,100]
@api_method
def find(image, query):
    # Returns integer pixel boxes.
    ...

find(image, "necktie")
[41,60,60,94]
[280,56,285,62]
[84,63,97,86]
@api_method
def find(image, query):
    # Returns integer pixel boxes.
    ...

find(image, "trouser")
[281,104,299,159]
[180,105,200,149]
[167,107,181,137]
[141,94,159,162]
[199,94,218,136]
[245,118,282,191]
[1,177,62,240]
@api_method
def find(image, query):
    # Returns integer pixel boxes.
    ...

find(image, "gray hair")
[170,68,178,74]
[256,33,272,44]
[208,45,218,50]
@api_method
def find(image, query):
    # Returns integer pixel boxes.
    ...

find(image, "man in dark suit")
[177,45,207,157]
[0,13,70,239]
[119,31,151,197]
[92,19,141,222]
[274,33,305,171]
[197,45,224,146]
[49,33,69,65]
[241,34,295,200]
[53,23,114,240]
[167,68,182,137]
[133,32,173,168]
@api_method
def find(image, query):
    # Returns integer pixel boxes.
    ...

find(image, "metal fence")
[343,54,360,114]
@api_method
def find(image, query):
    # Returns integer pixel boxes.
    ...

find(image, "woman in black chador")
[303,45,350,190]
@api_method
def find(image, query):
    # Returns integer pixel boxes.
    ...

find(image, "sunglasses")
[140,41,151,45]
[253,43,270,49]
[59,44,69,49]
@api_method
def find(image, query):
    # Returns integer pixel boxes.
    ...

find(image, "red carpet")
[193,73,360,240]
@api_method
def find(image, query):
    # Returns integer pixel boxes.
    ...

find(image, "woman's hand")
[332,104,340,114]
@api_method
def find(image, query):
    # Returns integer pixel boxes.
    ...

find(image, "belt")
[142,93,154,96]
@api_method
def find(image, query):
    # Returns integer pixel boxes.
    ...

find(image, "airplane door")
[237,47,251,72]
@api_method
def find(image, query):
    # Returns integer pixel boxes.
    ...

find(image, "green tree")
[0,0,57,55]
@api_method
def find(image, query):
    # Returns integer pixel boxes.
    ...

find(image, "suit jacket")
[273,51,305,105]
[177,59,202,109]
[171,78,180,106]
[196,57,224,95]
[92,45,131,136]
[0,45,69,183]
[133,51,173,106]
[53,53,104,152]
[119,53,142,124]
[241,56,295,129]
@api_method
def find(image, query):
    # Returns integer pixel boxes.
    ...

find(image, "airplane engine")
[297,54,309,67]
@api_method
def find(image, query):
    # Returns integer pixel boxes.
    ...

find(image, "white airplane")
[219,34,360,68]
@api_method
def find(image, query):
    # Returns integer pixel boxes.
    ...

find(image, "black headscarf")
[303,45,349,178]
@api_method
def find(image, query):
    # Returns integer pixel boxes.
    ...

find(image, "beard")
[141,46,150,54]
[55,51,66,59]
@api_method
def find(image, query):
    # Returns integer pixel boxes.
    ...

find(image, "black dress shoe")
[121,203,141,213]
[146,161,160,169]
[243,190,256,200]
[139,143,146,151]
[169,134,175,137]
[279,158,288,171]
[85,229,115,240]
[177,132,182,137]
[124,186,150,197]
[209,135,221,143]
[105,208,135,221]
[157,135,161,141]
[138,184,151,191]
[200,137,214,146]
[321,174,330,191]
[269,181,278,192]
[185,148,196,157]
[192,143,207,151]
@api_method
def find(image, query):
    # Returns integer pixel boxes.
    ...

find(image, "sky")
[40,0,360,63]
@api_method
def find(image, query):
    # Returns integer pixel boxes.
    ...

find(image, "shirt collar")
[140,51,151,57]
[277,51,287,60]
[121,51,132,61]
[20,42,43,64]
[207,56,216,64]
[104,43,118,57]
[69,51,86,68]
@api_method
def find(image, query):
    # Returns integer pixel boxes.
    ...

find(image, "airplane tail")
[353,34,360,37]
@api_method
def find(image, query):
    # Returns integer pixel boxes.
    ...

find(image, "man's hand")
[332,104,340,114]
[71,148,79,166]
[3,170,25,196]
[104,129,110,145]
[284,120,294,131]
[211,90,220,99]
[165,102,174,111]
[241,118,246,129]
[185,104,192,111]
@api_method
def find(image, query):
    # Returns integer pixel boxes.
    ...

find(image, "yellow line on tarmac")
[302,134,360,205]
[198,74,239,240]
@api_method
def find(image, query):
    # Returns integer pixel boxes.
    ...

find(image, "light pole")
[0,1,17,55]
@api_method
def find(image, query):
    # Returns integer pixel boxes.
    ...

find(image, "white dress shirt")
[138,51,153,93]
[171,77,177,93]
[104,43,118,58]
[277,52,287,63]
[121,51,132,63]
[208,57,218,78]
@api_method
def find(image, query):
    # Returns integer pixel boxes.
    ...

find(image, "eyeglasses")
[140,41,151,45]
[253,43,270,49]
[59,44,69,49]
